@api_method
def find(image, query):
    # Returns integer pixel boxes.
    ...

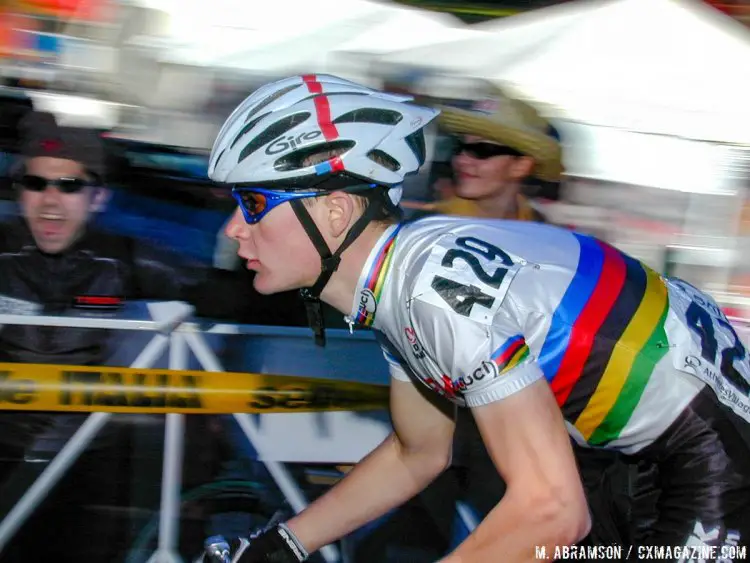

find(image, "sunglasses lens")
[238,191,267,216]
[471,144,498,159]
[19,175,47,191]
[56,178,87,194]
[19,176,89,193]
[456,142,520,160]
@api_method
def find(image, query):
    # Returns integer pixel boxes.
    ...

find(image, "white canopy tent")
[161,0,383,68]
[335,7,476,55]
[208,1,471,85]
[385,0,592,79]
[557,121,743,195]
[387,0,750,144]
[116,0,376,109]
[115,0,470,117]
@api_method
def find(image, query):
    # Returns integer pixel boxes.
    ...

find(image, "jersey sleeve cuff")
[385,351,410,382]
[463,363,544,408]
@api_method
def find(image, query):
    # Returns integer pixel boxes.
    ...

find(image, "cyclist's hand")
[202,524,308,563]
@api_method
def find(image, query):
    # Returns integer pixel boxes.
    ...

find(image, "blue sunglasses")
[231,184,377,224]
[231,187,323,224]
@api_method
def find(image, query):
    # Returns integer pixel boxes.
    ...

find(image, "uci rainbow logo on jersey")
[491,334,530,375]
[355,225,402,326]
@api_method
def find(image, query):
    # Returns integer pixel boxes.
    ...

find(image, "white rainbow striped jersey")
[348,216,750,454]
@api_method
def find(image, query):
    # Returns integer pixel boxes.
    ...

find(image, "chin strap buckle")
[321,255,341,272]
[300,291,326,347]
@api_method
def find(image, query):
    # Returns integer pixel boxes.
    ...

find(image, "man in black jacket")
[0,110,306,562]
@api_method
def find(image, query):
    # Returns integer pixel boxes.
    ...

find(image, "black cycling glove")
[203,524,308,563]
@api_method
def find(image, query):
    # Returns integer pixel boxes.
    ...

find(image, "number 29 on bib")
[412,235,522,324]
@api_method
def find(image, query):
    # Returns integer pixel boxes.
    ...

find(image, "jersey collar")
[347,223,402,328]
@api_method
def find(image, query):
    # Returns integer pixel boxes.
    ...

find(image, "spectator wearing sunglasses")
[0,111,306,563]
[433,89,563,222]
[14,113,109,254]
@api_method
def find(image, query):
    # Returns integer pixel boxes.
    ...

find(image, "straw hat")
[438,87,564,182]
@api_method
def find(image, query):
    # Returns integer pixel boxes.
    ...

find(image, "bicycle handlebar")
[201,509,286,563]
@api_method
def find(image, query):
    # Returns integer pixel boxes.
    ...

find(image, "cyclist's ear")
[322,191,358,238]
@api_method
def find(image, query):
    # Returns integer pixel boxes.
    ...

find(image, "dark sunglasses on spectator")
[16,175,96,194]
[454,141,523,160]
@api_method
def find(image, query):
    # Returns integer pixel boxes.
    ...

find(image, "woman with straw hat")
[431,87,563,221]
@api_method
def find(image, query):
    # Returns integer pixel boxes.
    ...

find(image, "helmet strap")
[290,195,384,346]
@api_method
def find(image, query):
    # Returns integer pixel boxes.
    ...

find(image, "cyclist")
[205,74,750,562]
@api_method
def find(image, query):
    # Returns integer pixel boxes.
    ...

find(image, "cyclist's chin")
[252,271,297,295]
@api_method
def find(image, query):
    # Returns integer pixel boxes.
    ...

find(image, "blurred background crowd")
[1,0,750,561]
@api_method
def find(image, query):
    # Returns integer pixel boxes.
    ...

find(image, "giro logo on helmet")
[265,131,323,155]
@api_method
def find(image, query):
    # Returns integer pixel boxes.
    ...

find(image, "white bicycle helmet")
[209,74,440,345]
[208,74,439,196]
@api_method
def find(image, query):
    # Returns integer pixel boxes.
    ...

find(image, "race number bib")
[412,235,523,324]
[669,278,750,421]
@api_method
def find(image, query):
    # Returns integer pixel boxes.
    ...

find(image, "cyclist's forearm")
[285,431,449,553]
[439,488,589,563]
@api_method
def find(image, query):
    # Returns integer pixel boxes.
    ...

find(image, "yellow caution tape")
[0,363,390,414]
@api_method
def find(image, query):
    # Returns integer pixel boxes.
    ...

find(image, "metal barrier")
[3,300,744,562]
[0,301,392,563]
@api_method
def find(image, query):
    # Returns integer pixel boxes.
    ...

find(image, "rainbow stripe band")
[491,334,530,374]
[539,233,670,445]
[356,226,402,326]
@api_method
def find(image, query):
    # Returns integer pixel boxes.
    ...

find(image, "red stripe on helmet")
[329,156,345,172]
[302,74,322,94]
[302,74,339,141]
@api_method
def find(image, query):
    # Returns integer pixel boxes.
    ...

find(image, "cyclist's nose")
[225,207,250,240]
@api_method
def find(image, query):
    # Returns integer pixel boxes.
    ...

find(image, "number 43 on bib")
[413,235,523,324]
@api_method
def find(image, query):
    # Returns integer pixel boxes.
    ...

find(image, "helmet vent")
[367,150,400,171]
[230,112,270,150]
[213,148,226,169]
[245,84,301,122]
[239,112,311,163]
[333,108,403,126]
[274,141,355,172]
[404,129,427,166]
